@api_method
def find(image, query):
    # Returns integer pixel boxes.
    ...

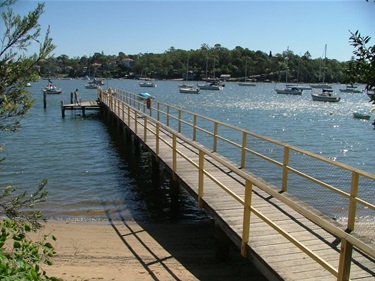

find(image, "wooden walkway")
[99,91,374,281]
[61,100,99,117]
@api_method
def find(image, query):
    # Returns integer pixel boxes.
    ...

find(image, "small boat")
[139,81,157,87]
[179,87,200,94]
[178,83,194,88]
[85,83,98,89]
[238,59,256,86]
[310,84,332,90]
[197,81,224,90]
[339,85,362,93]
[238,82,256,86]
[286,84,312,90]
[353,112,371,120]
[26,82,32,87]
[88,78,105,85]
[139,93,154,100]
[311,89,340,102]
[275,87,303,95]
[43,80,62,94]
[310,45,332,90]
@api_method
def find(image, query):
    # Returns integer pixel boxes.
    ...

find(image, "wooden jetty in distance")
[61,100,99,117]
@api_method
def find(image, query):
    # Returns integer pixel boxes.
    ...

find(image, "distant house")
[120,58,134,68]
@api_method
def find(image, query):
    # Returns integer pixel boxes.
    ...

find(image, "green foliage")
[0,219,60,281]
[37,45,353,84]
[0,2,59,280]
[0,0,55,132]
[348,30,375,129]
[349,30,375,91]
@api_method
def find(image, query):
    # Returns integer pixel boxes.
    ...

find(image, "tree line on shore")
[39,44,359,84]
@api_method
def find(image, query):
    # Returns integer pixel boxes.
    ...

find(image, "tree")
[349,30,375,91]
[0,0,55,132]
[1,1,59,279]
[349,30,375,129]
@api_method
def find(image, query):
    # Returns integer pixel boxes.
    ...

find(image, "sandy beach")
[33,219,267,281]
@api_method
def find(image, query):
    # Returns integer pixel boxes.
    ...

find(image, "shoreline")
[33,219,268,281]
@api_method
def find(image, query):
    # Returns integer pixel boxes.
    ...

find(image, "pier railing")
[100,88,374,280]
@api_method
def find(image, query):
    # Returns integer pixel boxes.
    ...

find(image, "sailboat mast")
[322,44,327,84]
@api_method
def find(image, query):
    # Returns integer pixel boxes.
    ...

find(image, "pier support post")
[70,92,74,104]
[43,91,47,108]
[169,174,180,217]
[214,222,231,261]
[134,137,140,156]
[61,101,65,118]
[151,155,161,188]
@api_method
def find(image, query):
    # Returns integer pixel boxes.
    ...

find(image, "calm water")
[1,79,374,222]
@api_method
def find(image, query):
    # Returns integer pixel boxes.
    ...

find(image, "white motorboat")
[311,89,340,102]
[42,80,62,94]
[179,87,200,94]
[139,81,157,87]
[275,87,303,95]
[85,83,98,89]
[197,81,224,90]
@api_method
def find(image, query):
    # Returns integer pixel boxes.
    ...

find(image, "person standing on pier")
[74,89,79,105]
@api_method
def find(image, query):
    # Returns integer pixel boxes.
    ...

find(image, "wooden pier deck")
[98,89,374,281]
[61,100,99,117]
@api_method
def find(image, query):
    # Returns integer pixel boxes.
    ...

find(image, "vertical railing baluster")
[172,134,177,180]
[241,179,252,257]
[348,171,359,231]
[282,146,290,192]
[144,116,147,143]
[156,123,160,155]
[178,110,182,133]
[198,150,204,208]
[241,132,247,169]
[157,102,160,121]
[193,115,197,141]
[167,106,170,127]
[213,122,218,152]
[134,111,138,134]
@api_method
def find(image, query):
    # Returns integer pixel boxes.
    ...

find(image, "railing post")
[157,102,160,121]
[337,238,352,281]
[178,109,182,133]
[167,106,170,127]
[127,106,130,126]
[347,171,359,231]
[134,111,138,134]
[156,123,160,155]
[198,150,204,208]
[172,134,177,181]
[241,179,252,257]
[144,116,147,143]
[193,115,197,141]
[213,122,218,152]
[240,132,247,169]
[122,102,124,121]
[282,146,290,192]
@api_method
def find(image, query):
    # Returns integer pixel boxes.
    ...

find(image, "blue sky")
[11,1,375,62]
